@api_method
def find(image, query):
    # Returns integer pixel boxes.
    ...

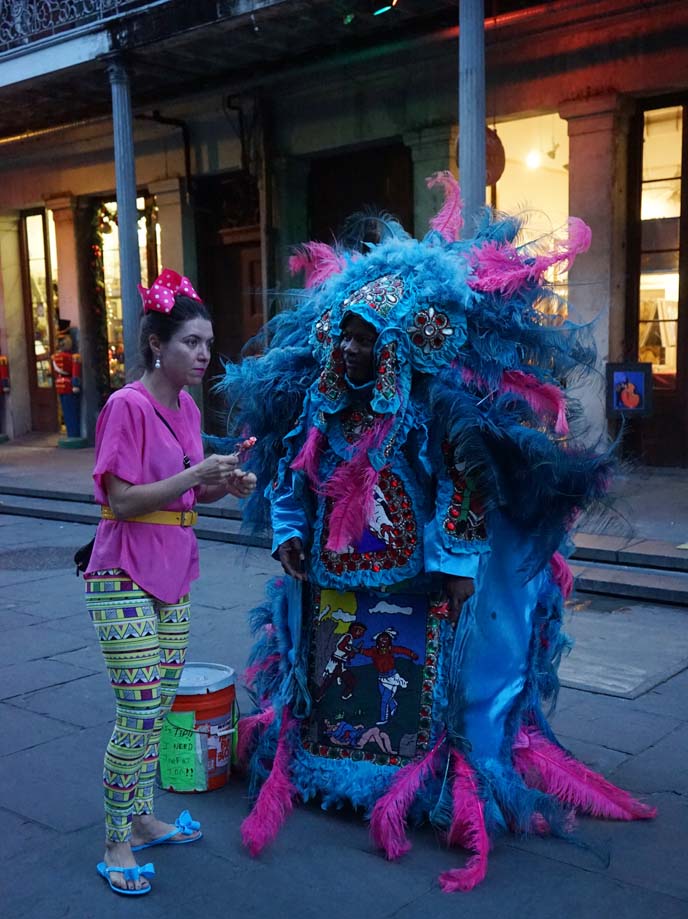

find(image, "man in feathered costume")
[215,174,655,891]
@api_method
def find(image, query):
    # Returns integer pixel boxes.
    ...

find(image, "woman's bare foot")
[130,812,202,848]
[103,840,151,892]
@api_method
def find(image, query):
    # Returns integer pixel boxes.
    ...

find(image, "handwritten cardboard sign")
[159,711,201,792]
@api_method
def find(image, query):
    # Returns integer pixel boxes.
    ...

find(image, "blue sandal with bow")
[130,810,203,851]
[97,861,155,896]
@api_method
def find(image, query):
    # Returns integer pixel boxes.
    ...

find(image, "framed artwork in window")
[606,362,653,417]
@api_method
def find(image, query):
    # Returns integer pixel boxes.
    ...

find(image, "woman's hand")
[104,454,246,518]
[443,575,475,623]
[192,453,239,487]
[278,536,307,581]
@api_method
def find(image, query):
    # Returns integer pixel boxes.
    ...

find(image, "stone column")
[560,93,632,446]
[459,0,486,236]
[403,125,455,238]
[108,58,141,382]
[45,197,80,327]
[0,214,29,439]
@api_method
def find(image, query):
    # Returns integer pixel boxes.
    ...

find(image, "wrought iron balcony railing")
[0,0,167,53]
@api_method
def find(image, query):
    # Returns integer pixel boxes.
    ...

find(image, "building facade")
[0,0,686,463]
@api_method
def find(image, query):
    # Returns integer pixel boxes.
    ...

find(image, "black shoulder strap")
[153,408,191,469]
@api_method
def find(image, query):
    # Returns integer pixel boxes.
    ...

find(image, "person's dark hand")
[443,575,475,623]
[225,469,257,498]
[278,536,307,581]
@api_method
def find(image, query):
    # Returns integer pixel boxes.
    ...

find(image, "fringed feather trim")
[513,727,657,821]
[500,370,568,435]
[288,242,347,289]
[291,746,397,810]
[236,707,275,769]
[241,712,297,856]
[324,418,392,552]
[438,750,490,893]
[324,460,379,552]
[290,426,327,487]
[426,171,463,242]
[369,733,446,860]
[549,552,574,600]
[468,217,592,297]
[242,655,281,693]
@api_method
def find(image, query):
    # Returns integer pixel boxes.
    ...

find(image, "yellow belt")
[100,506,198,527]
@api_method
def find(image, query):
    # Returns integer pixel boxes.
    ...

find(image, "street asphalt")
[1,438,687,918]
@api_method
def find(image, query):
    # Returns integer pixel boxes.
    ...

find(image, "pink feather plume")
[469,216,592,296]
[242,654,281,691]
[438,750,490,893]
[288,242,346,289]
[324,460,379,553]
[369,733,445,860]
[512,727,656,821]
[530,812,551,836]
[241,712,297,856]
[290,426,327,487]
[236,706,275,768]
[426,171,464,242]
[324,418,392,553]
[500,369,569,435]
[550,551,574,599]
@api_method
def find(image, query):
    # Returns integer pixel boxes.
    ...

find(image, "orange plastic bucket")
[158,662,237,793]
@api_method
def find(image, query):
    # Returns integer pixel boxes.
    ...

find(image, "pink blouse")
[86,381,204,603]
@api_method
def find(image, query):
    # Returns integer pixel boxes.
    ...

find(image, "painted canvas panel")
[302,588,439,766]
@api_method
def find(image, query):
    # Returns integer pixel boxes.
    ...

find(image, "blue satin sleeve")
[269,479,311,556]
[423,517,483,579]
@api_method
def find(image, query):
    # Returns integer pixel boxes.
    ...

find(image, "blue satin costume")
[214,190,653,888]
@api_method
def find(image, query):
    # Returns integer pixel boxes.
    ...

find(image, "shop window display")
[637,106,682,390]
[492,113,570,317]
[100,197,160,388]
[24,212,59,389]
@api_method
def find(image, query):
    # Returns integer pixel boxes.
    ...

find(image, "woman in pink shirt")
[85,270,255,896]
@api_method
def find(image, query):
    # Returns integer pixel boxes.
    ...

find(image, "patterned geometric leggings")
[85,571,190,843]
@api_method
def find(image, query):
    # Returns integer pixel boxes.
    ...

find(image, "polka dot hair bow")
[137,268,202,314]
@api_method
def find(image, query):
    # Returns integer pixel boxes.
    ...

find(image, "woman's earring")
[154,356,161,370]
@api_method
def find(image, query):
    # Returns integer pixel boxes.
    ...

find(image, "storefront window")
[23,212,58,389]
[100,197,160,388]
[493,113,569,236]
[637,106,682,389]
[491,113,570,313]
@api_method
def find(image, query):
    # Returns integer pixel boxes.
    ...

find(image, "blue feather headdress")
[211,171,613,549]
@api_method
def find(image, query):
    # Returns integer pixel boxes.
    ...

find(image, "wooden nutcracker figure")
[52,332,81,438]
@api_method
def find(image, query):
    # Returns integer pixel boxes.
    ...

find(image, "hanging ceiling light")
[525,150,542,170]
[342,1,400,26]
[372,0,399,15]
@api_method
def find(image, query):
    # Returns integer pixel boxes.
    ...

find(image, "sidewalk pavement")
[1,438,688,918]
[2,433,688,543]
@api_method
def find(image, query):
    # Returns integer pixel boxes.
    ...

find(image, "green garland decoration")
[86,202,112,407]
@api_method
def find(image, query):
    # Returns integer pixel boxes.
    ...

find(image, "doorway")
[627,102,687,466]
[195,171,264,435]
[199,227,263,435]
[308,141,414,242]
[20,210,59,432]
